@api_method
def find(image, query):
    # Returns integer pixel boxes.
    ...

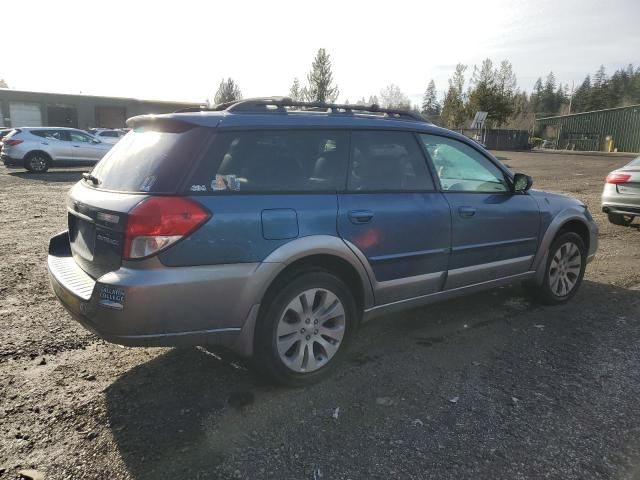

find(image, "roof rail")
[177,97,428,122]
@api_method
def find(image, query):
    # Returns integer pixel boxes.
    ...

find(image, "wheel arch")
[532,208,592,285]
[25,150,52,161]
[260,235,375,311]
[231,236,375,358]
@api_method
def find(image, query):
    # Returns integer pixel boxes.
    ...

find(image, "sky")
[2,0,639,106]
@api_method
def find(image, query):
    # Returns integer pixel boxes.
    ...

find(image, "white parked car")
[87,128,127,144]
[1,127,113,172]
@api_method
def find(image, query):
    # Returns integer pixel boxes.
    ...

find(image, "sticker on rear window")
[190,184,207,192]
[212,174,240,191]
[139,175,157,192]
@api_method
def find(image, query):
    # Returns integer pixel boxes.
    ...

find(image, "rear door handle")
[348,210,374,224]
[458,206,477,218]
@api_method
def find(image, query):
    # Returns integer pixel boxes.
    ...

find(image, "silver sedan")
[602,156,640,226]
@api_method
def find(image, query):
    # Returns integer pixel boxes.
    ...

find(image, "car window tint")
[90,126,211,193]
[187,130,349,193]
[419,134,509,193]
[33,130,70,141]
[347,131,434,192]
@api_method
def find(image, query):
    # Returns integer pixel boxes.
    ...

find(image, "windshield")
[88,125,211,193]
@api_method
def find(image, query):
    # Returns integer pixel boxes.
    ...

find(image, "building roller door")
[9,102,42,127]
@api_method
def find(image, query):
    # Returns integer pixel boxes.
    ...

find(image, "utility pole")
[567,80,575,115]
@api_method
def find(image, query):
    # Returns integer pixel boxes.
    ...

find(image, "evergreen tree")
[572,76,591,112]
[213,78,242,105]
[289,78,303,101]
[540,72,558,114]
[440,63,467,128]
[530,77,544,112]
[305,48,339,103]
[421,80,440,117]
[368,95,379,105]
[466,59,513,126]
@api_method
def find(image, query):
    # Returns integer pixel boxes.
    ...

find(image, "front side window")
[419,134,509,193]
[70,131,94,143]
[187,130,349,193]
[348,131,434,192]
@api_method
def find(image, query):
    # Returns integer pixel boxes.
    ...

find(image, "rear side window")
[348,131,435,192]
[89,125,211,193]
[187,130,349,193]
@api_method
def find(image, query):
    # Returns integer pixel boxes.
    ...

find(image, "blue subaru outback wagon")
[47,98,598,385]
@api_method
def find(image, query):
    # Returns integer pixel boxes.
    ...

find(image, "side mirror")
[513,173,533,193]
[91,138,101,144]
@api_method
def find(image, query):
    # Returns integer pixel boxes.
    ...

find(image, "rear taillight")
[3,139,23,146]
[123,197,210,260]
[605,172,632,184]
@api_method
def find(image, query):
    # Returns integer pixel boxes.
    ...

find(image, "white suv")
[1,127,113,172]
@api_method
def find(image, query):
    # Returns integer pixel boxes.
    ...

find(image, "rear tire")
[531,231,586,305]
[253,269,357,386]
[24,152,50,173]
[607,213,634,227]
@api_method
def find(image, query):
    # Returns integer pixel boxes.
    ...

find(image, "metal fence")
[457,128,530,150]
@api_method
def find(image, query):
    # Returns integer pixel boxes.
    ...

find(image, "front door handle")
[458,206,477,218]
[348,210,374,224]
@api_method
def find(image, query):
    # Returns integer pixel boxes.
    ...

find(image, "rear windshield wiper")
[82,172,101,185]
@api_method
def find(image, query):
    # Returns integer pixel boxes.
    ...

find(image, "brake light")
[605,173,632,184]
[3,139,23,146]
[123,197,210,260]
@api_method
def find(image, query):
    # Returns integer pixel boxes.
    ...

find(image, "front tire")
[253,270,357,386]
[608,213,634,227]
[532,232,586,305]
[24,152,50,173]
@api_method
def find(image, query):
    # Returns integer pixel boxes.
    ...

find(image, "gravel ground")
[1,151,640,480]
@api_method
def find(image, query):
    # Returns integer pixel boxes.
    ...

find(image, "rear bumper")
[47,231,280,353]
[1,154,22,166]
[602,204,640,216]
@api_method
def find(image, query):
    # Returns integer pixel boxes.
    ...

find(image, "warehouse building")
[535,104,640,153]
[0,89,201,130]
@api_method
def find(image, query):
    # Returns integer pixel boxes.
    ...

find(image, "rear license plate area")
[69,214,95,260]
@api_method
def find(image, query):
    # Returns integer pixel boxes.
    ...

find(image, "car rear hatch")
[614,169,640,196]
[65,117,215,279]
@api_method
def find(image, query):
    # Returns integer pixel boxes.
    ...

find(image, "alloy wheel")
[549,242,582,297]
[29,156,47,172]
[276,288,346,373]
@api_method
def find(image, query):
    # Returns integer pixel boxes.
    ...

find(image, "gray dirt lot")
[1,151,640,480]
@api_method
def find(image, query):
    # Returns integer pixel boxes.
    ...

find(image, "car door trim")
[364,270,536,321]
[445,254,534,290]
[451,236,538,253]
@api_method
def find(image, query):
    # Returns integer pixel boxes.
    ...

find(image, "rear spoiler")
[126,115,197,133]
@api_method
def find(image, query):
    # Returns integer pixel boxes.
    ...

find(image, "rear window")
[88,125,211,193]
[186,130,349,193]
[627,156,640,167]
